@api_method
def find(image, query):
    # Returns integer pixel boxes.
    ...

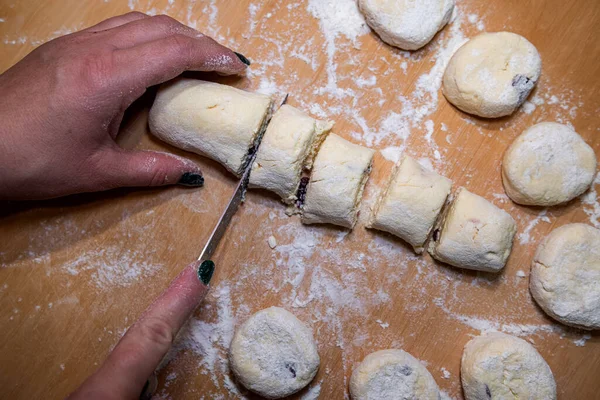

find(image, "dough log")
[428,188,517,272]
[249,104,333,203]
[368,155,452,253]
[301,134,375,229]
[149,78,273,176]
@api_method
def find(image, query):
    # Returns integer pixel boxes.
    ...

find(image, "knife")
[196,94,289,268]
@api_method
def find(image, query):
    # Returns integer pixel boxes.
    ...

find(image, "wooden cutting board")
[1,0,599,399]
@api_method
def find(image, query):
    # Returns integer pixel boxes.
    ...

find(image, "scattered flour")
[441,367,451,379]
[518,209,551,245]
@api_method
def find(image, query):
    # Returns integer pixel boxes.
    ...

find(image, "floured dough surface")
[249,104,333,203]
[350,349,440,400]
[442,32,541,118]
[428,188,517,272]
[229,307,319,399]
[530,223,600,330]
[358,0,454,50]
[368,156,452,253]
[461,332,556,400]
[302,134,375,229]
[149,78,272,176]
[502,122,597,206]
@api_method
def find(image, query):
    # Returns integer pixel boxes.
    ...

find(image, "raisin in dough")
[229,307,319,399]
[249,104,333,203]
[502,122,597,206]
[530,223,600,330]
[350,349,440,400]
[358,0,454,50]
[443,32,541,118]
[428,188,517,272]
[461,332,556,400]
[368,156,452,253]
[301,134,375,229]
[149,78,273,176]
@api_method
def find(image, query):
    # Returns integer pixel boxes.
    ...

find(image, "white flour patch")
[380,146,403,163]
[441,367,451,379]
[61,247,163,289]
[518,209,550,245]
[581,175,600,228]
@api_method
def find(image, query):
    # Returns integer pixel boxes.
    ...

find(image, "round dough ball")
[358,0,454,50]
[461,332,556,400]
[502,122,597,206]
[530,223,600,330]
[229,307,319,399]
[350,349,440,400]
[443,32,541,118]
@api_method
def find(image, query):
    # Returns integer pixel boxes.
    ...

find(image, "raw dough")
[229,307,319,399]
[358,0,454,50]
[502,122,597,206]
[368,156,452,253]
[301,134,375,229]
[249,104,333,203]
[428,188,517,272]
[442,32,541,118]
[350,349,440,400]
[149,78,273,176]
[461,332,556,400]
[530,223,600,330]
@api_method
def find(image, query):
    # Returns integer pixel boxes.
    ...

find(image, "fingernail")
[234,52,251,66]
[178,172,204,187]
[198,260,215,285]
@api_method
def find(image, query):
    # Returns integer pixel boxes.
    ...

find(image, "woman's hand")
[0,12,249,200]
[67,260,215,400]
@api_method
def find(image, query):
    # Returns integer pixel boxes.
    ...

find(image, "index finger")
[112,33,249,94]
[67,260,215,400]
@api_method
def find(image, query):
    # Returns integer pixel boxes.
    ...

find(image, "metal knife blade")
[197,94,289,263]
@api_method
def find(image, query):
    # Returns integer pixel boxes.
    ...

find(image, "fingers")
[102,14,201,49]
[97,149,205,190]
[67,261,214,400]
[112,33,248,90]
[82,11,149,33]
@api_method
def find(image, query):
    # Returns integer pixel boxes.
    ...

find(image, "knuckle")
[125,10,146,18]
[138,317,174,348]
[76,51,115,92]
[168,34,195,64]
[152,14,181,33]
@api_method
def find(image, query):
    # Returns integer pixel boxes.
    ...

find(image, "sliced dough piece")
[442,32,541,118]
[461,332,556,400]
[229,307,320,399]
[530,223,600,330]
[368,156,452,253]
[149,78,273,176]
[249,104,334,203]
[301,134,375,229]
[350,349,440,400]
[502,122,597,206]
[428,188,517,272]
[358,0,455,50]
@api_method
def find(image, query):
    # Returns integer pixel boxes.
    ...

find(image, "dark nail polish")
[198,260,215,285]
[178,172,204,187]
[234,52,251,66]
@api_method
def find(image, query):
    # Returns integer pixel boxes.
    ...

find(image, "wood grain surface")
[1,0,599,399]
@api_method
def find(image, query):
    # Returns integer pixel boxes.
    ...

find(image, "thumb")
[98,149,204,190]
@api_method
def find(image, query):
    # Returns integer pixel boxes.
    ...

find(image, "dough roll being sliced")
[249,104,334,203]
[368,155,452,253]
[428,188,517,272]
[301,134,375,229]
[149,78,273,176]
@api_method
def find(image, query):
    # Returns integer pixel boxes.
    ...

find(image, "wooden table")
[1,0,599,399]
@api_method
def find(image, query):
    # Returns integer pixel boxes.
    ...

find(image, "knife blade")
[197,94,288,263]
